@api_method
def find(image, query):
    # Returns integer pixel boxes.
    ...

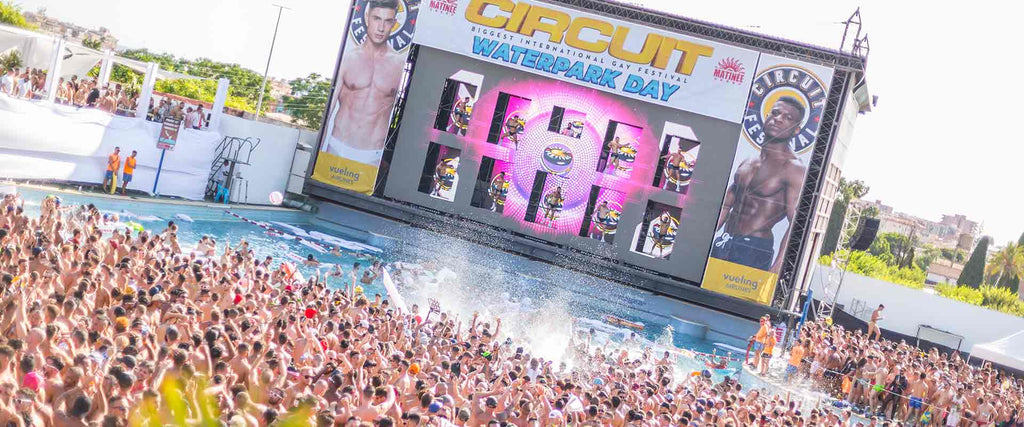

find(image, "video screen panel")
[487,93,531,148]
[653,123,702,194]
[417,142,461,202]
[307,0,839,299]
[470,156,511,213]
[384,47,748,284]
[580,186,626,244]
[630,201,683,260]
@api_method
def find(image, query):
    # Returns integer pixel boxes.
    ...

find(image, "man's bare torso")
[726,154,804,238]
[330,44,403,152]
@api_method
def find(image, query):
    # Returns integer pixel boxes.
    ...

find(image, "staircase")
[206,136,261,203]
[814,201,866,321]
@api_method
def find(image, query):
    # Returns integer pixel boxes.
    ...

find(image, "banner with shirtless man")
[311,0,420,194]
[702,55,834,305]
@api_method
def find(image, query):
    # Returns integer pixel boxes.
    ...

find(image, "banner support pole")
[152,149,167,196]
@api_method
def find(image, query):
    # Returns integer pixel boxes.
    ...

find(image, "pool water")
[14,187,834,405]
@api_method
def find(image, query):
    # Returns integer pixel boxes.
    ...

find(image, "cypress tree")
[958,236,990,288]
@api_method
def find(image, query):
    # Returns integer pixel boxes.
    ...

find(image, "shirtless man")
[604,137,622,173]
[867,304,885,341]
[490,172,507,212]
[650,211,673,257]
[590,200,614,241]
[712,97,807,272]
[973,396,996,427]
[661,147,689,192]
[324,0,405,165]
[451,96,472,133]
[541,186,563,226]
[905,372,929,423]
[870,358,889,414]
[433,159,448,197]
[501,114,524,148]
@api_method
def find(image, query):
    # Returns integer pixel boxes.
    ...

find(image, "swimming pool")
[14,185,827,402]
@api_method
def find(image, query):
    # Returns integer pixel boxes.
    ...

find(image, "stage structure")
[306,0,872,319]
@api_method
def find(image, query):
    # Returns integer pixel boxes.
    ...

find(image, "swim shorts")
[123,173,133,183]
[785,364,798,374]
[761,352,772,359]
[873,384,884,393]
[711,234,775,270]
[910,396,923,409]
[752,342,764,352]
[323,137,384,164]
[105,170,114,179]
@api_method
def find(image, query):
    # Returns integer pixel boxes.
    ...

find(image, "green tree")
[153,78,254,112]
[958,236,991,288]
[902,246,916,269]
[868,232,917,267]
[0,50,21,73]
[1007,232,1024,292]
[0,1,35,29]
[115,48,271,113]
[282,73,331,130]
[868,236,894,265]
[82,36,104,50]
[988,242,1024,292]
[821,178,871,254]
[940,247,966,264]
[914,244,942,272]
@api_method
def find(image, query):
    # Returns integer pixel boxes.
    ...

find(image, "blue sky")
[19,0,1024,244]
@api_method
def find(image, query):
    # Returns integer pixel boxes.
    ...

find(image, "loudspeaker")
[849,217,880,251]
[548,106,565,132]
[523,171,548,223]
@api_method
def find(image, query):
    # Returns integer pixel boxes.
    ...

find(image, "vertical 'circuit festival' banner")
[311,0,420,194]
[701,55,834,305]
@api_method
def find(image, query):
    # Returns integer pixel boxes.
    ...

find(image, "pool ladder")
[206,136,261,204]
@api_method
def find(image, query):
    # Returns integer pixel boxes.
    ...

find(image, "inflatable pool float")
[604,315,644,331]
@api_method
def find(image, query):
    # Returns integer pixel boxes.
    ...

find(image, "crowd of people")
[54,76,139,115]
[146,98,208,130]
[0,192,1019,427]
[0,67,48,100]
[750,313,1023,426]
[0,66,140,116]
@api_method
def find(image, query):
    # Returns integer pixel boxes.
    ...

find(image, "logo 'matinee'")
[428,0,457,15]
[713,58,746,85]
[350,0,420,52]
[741,65,827,154]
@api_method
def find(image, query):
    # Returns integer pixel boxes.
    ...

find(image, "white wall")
[0,95,319,205]
[810,265,1024,352]
[215,116,316,205]
[0,97,220,200]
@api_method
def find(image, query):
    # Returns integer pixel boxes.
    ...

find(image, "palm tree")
[986,242,1024,289]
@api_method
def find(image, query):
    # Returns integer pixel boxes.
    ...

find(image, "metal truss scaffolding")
[773,70,853,309]
[547,0,867,73]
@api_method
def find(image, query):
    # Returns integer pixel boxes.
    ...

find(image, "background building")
[24,9,118,50]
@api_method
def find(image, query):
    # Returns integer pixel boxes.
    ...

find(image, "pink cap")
[23,372,41,391]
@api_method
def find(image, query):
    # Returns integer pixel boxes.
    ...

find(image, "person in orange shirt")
[749,315,770,368]
[785,339,809,383]
[121,150,137,195]
[103,146,121,193]
[759,327,777,375]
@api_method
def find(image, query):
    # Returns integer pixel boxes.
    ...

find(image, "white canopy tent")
[0,24,57,70]
[971,330,1024,372]
[1,24,202,81]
